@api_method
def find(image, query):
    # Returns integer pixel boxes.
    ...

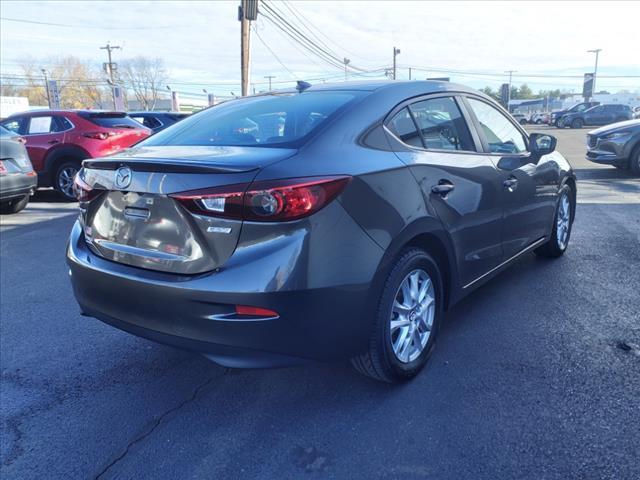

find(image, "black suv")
[551,101,599,127]
[560,104,633,129]
[129,112,190,133]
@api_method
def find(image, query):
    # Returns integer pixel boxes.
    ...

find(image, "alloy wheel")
[390,269,435,363]
[58,166,78,198]
[556,192,571,250]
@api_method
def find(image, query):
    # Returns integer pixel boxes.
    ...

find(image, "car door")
[462,95,557,259]
[387,94,504,287]
[584,106,606,125]
[22,115,68,172]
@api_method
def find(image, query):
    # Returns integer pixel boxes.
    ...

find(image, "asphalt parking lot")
[1,127,639,479]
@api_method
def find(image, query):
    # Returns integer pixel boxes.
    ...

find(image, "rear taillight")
[171,176,351,222]
[73,172,97,202]
[82,132,112,140]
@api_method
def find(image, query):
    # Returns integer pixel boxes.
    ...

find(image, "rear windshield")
[141,91,365,148]
[78,112,143,129]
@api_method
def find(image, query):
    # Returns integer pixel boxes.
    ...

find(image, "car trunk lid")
[80,145,296,274]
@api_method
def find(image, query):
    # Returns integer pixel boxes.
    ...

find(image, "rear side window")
[28,116,54,134]
[132,116,162,129]
[387,108,423,147]
[409,97,475,151]
[141,91,364,148]
[466,98,527,154]
[55,116,74,131]
[78,112,142,129]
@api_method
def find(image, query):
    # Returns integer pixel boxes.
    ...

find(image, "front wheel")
[351,248,443,383]
[571,118,584,129]
[54,161,80,201]
[0,195,29,214]
[535,184,574,258]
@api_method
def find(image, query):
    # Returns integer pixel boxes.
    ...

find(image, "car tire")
[0,194,29,214]
[571,118,583,129]
[535,184,574,258]
[630,145,640,176]
[54,160,81,201]
[536,119,542,124]
[351,248,443,383]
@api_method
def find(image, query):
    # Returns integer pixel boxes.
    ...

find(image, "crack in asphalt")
[94,375,219,479]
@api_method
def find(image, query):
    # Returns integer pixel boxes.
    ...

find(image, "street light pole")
[100,42,121,109]
[41,68,51,108]
[587,49,602,100]
[392,47,401,80]
[505,70,517,111]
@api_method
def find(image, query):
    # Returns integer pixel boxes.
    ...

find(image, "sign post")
[47,80,60,109]
[583,73,595,102]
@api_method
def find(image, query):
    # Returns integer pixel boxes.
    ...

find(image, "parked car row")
[0,110,190,205]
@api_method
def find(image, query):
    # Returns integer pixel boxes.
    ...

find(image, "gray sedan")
[0,126,37,214]
[67,81,576,383]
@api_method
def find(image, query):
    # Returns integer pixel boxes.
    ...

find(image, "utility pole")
[408,67,412,80]
[587,48,602,100]
[392,47,401,80]
[264,75,275,91]
[239,0,258,96]
[41,68,51,108]
[505,70,517,111]
[100,42,121,109]
[343,58,350,82]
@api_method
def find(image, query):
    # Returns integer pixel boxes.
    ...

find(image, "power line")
[252,24,295,77]
[260,1,367,72]
[0,16,181,30]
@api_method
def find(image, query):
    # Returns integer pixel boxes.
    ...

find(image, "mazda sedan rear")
[67,81,576,382]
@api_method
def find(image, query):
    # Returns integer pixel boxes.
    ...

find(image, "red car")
[0,110,151,199]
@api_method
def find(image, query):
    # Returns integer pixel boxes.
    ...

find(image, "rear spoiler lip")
[82,158,259,174]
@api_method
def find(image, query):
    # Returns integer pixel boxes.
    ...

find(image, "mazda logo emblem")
[114,166,132,190]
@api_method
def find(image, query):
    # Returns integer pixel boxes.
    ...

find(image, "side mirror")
[529,133,557,157]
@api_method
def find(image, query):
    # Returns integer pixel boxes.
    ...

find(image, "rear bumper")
[0,174,37,201]
[66,207,384,367]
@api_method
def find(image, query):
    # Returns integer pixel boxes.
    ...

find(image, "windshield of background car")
[140,91,365,148]
[0,126,13,137]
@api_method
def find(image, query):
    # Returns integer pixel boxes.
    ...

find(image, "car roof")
[256,80,479,96]
[5,109,130,119]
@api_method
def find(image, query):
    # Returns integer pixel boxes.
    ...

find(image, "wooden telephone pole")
[240,0,258,96]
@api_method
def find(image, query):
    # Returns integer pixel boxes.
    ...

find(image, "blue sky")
[1,0,639,95]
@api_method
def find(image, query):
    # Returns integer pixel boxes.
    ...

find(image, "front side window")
[387,108,422,147]
[466,98,527,154]
[142,91,364,148]
[409,97,474,151]
[1,118,24,134]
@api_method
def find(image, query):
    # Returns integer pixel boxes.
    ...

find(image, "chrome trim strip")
[462,237,547,290]
[93,239,187,262]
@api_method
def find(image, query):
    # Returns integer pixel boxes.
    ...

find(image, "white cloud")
[1,0,639,93]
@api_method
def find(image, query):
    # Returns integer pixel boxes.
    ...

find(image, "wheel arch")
[45,145,90,184]
[369,218,459,312]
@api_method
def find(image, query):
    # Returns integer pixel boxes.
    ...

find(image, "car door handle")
[47,140,59,145]
[431,181,455,196]
[503,178,518,191]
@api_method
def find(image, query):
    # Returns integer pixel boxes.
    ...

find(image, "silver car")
[0,126,37,214]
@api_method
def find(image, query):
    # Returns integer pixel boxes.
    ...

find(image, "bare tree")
[118,57,168,111]
[9,56,110,108]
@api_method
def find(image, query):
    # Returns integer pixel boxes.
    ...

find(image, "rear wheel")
[54,161,80,201]
[571,118,584,129]
[535,184,574,258]
[0,195,29,214]
[351,248,443,383]
[630,145,640,176]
